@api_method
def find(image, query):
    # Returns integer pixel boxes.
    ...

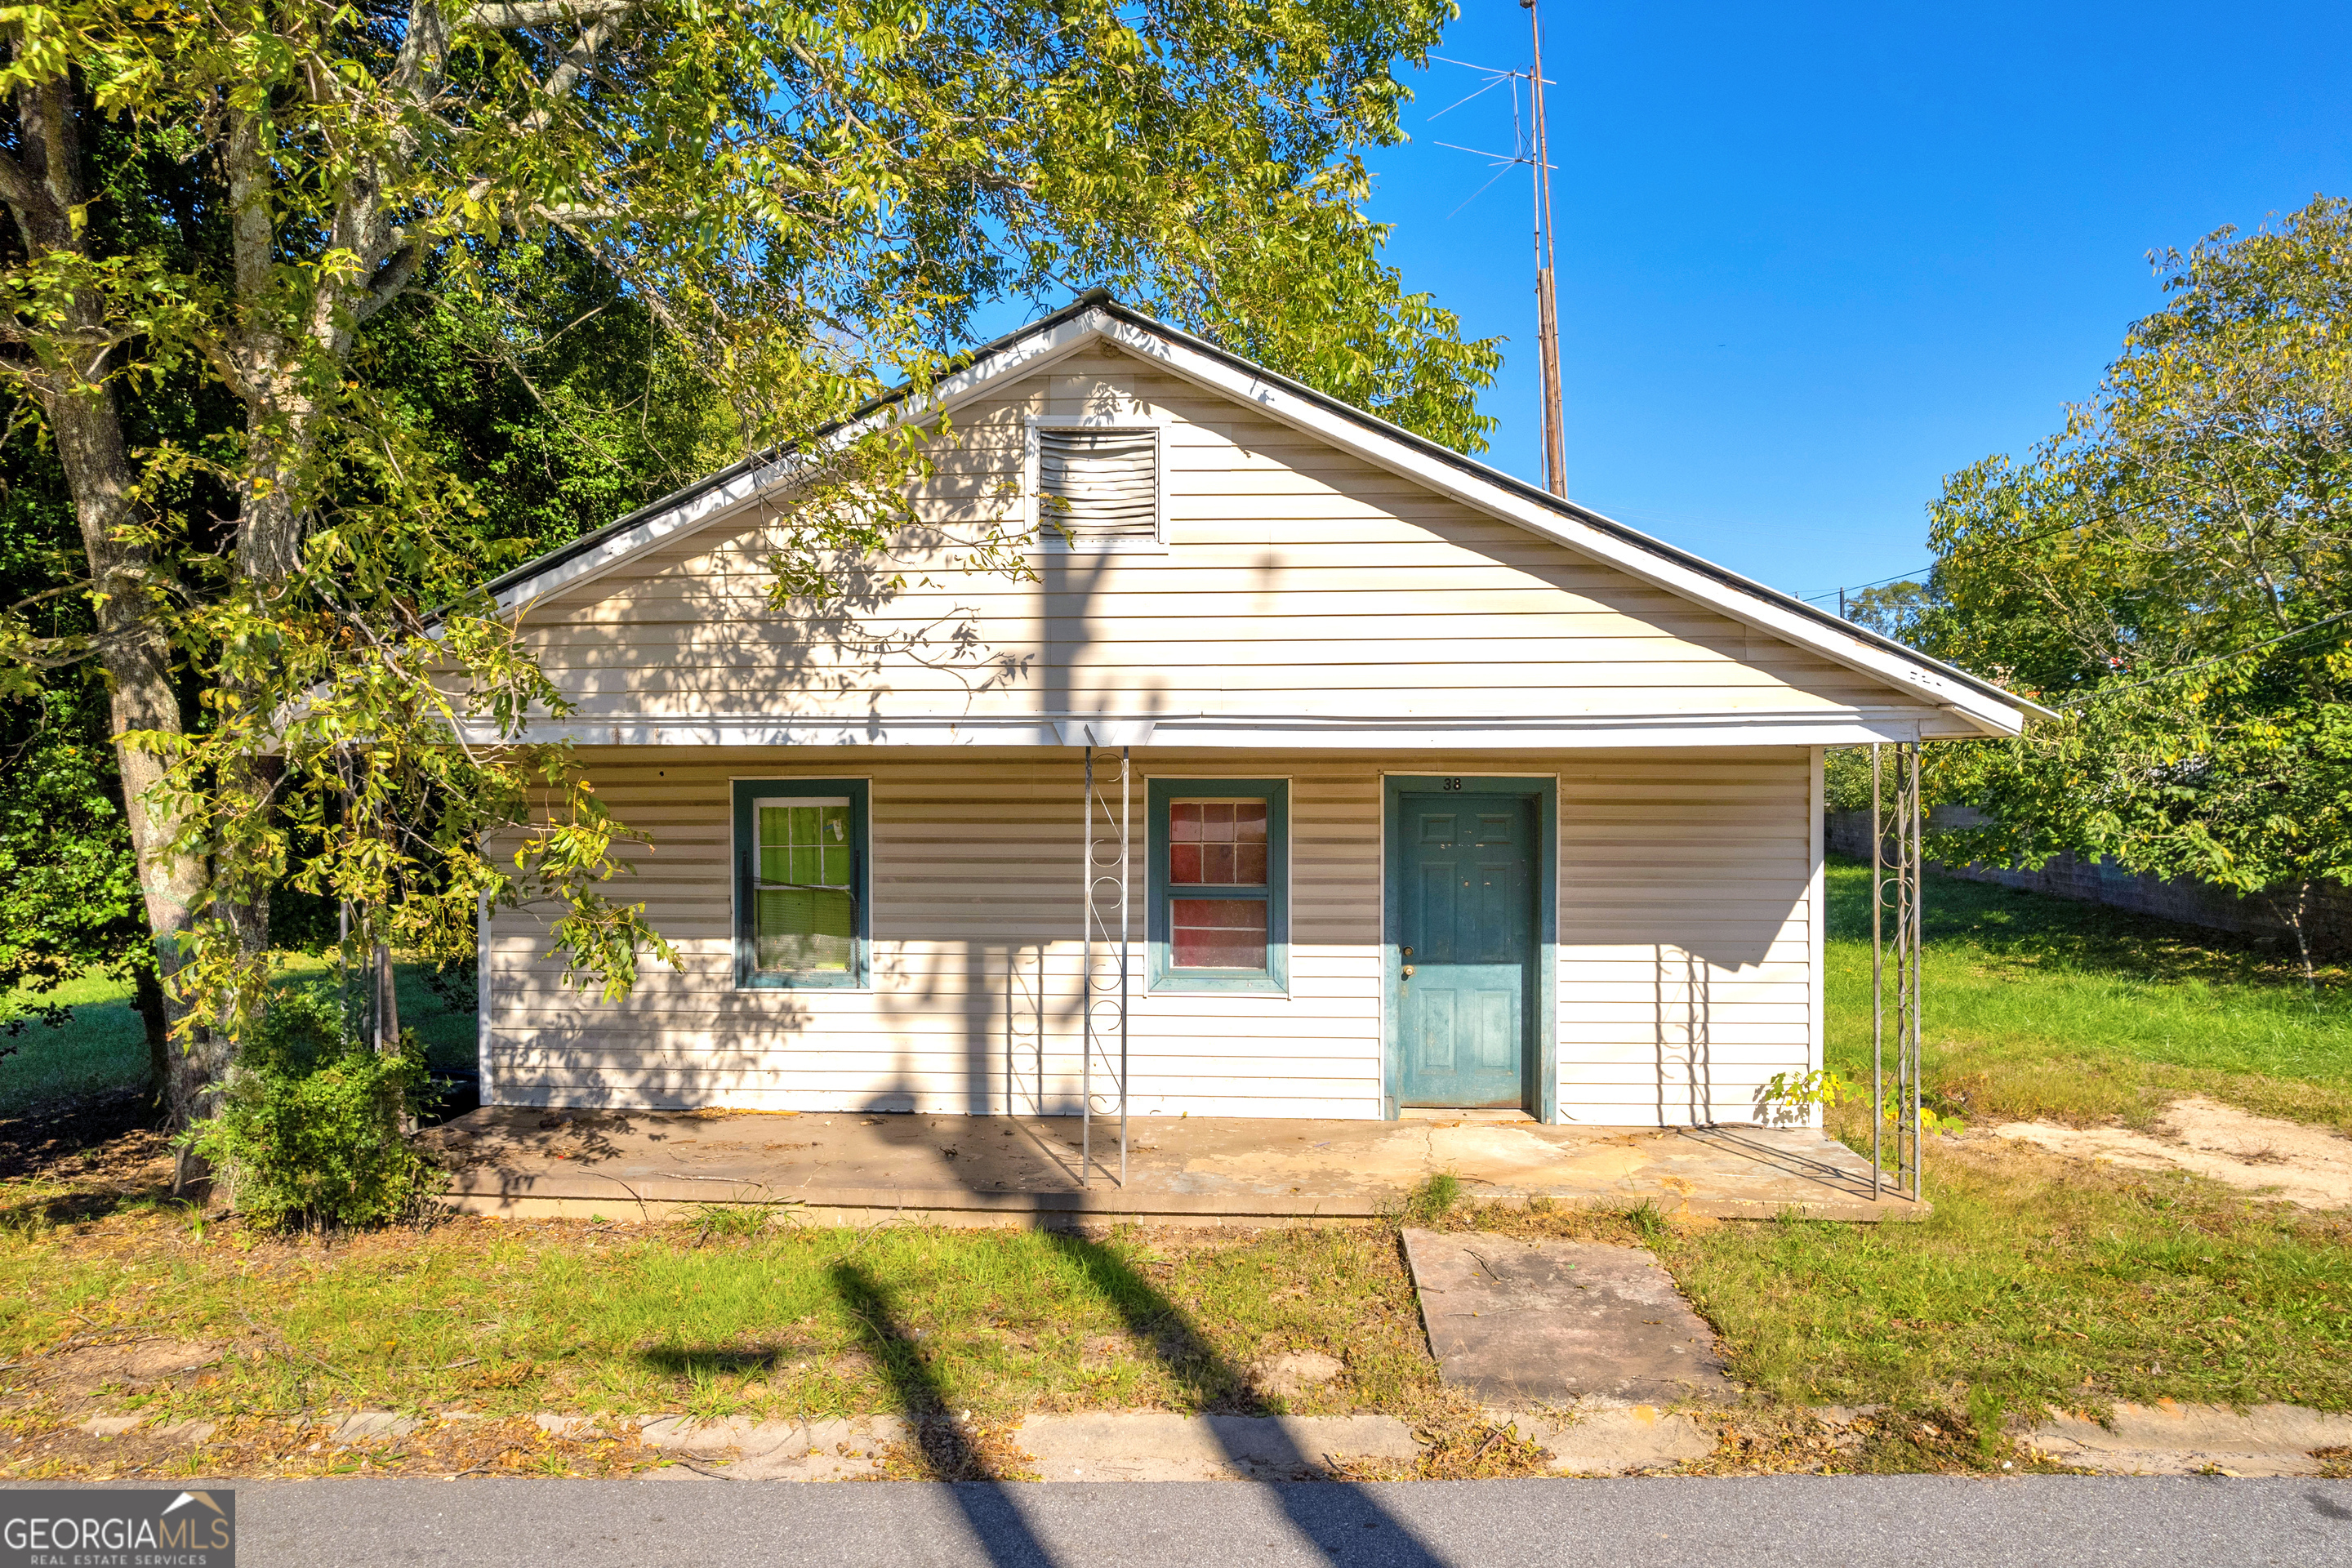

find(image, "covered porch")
[425,1106,1922,1225]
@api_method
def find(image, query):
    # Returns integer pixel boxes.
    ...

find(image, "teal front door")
[1394,793,1536,1108]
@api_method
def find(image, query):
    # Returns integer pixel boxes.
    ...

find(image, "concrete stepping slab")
[2025,1401,2352,1477]
[1015,1413,1419,1481]
[1401,1228,1738,1405]
[149,1419,218,1446]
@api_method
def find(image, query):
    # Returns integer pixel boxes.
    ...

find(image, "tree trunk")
[132,960,171,1119]
[2,67,217,1174]
[373,942,400,1054]
[46,387,220,1180]
[2265,880,2319,994]
[2289,880,2316,994]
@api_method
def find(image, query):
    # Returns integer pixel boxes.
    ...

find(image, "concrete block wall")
[1824,810,2349,957]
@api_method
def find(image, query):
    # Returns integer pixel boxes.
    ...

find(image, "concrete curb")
[1503,1405,1719,1475]
[60,1401,2352,1480]
[1016,1414,1419,1481]
[2023,1401,2352,1477]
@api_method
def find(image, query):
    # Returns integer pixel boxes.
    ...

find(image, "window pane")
[759,806,790,884]
[759,798,853,888]
[756,888,854,972]
[1170,898,1268,970]
[1169,798,1267,887]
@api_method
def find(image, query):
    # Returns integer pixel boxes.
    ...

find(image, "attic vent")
[1036,425,1160,549]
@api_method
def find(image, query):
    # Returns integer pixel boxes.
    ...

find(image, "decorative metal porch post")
[1869,740,1925,1202]
[1080,744,1130,1187]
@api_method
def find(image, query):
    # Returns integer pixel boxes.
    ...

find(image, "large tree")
[1920,196,2352,976]
[0,0,1498,1153]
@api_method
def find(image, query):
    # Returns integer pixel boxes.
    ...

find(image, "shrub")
[187,987,434,1229]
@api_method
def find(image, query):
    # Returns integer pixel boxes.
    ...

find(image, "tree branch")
[466,0,637,28]
[350,242,425,326]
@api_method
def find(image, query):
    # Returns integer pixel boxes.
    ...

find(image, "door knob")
[1401,964,1415,978]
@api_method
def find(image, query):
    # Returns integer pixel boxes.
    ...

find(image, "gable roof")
[482,292,2046,739]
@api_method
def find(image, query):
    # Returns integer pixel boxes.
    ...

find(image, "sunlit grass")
[1670,1133,2352,1412]
[1823,857,2352,1132]
[0,1213,1433,1425]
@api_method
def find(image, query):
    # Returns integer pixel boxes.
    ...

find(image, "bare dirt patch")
[31,1337,225,1397]
[0,1088,170,1188]
[1985,1095,2352,1208]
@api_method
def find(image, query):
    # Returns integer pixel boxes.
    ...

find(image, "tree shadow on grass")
[636,1346,794,1378]
[1824,854,2343,991]
[831,1261,1059,1567]
[831,1240,1450,1567]
[1040,1232,1450,1567]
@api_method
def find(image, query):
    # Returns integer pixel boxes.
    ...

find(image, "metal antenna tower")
[1522,0,1566,497]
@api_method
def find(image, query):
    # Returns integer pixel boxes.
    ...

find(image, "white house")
[471,292,2038,1128]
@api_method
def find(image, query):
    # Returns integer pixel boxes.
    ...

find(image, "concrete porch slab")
[424,1108,1921,1224]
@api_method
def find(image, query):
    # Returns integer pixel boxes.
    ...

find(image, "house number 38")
[1441,777,1463,791]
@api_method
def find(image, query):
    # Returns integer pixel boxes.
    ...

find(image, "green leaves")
[1913,198,2352,973]
[2,0,1497,1056]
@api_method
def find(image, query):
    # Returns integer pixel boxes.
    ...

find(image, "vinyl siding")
[485,746,1818,1126]
[512,345,1899,728]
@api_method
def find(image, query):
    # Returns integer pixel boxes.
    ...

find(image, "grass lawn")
[1823,855,2352,1134]
[0,970,154,1117]
[0,957,478,1119]
[2,866,2350,1480]
[0,1218,1435,1428]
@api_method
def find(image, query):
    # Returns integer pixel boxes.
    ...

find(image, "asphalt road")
[151,1475,2352,1566]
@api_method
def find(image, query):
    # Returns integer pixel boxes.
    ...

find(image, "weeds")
[1620,1200,1670,1246]
[1402,1172,1462,1227]
[679,1202,782,1245]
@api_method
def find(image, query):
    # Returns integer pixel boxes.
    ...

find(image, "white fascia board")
[454,706,1964,750]
[1085,312,2041,740]
[486,314,1111,619]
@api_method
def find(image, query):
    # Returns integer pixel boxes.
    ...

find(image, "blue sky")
[1366,0,2352,604]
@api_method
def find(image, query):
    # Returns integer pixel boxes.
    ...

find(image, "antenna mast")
[1522,0,1566,497]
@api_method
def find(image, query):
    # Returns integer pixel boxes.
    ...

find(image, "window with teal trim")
[1148,778,1287,992]
[734,779,868,988]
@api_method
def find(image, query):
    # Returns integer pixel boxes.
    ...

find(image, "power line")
[2058,608,2352,708]
[1797,492,2180,607]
